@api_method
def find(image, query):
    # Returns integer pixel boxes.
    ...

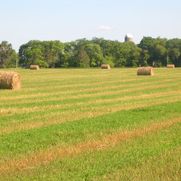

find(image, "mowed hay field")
[0,68,181,181]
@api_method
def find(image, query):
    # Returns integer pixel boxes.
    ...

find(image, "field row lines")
[0,81,180,114]
[1,95,181,135]
[1,76,179,103]
[1,72,180,98]
[0,117,180,176]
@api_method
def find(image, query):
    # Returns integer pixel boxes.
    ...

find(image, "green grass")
[0,68,181,180]
[13,122,181,181]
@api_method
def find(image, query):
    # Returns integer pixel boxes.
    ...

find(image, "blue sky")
[0,0,181,50]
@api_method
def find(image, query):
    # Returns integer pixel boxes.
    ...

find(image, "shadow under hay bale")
[137,67,154,76]
[101,64,111,69]
[167,64,175,68]
[30,65,40,70]
[0,72,21,90]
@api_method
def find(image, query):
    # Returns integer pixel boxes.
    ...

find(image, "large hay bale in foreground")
[30,65,40,70]
[0,72,21,90]
[137,67,154,76]
[101,64,111,69]
[167,64,175,68]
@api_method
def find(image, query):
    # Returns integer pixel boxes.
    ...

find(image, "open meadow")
[0,68,181,180]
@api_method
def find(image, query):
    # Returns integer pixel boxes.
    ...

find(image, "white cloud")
[98,25,113,32]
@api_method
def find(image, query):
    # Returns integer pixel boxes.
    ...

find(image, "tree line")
[0,37,181,68]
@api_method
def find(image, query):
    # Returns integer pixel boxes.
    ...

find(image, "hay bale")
[137,67,154,76]
[30,65,40,70]
[0,72,21,90]
[101,64,111,69]
[167,64,175,68]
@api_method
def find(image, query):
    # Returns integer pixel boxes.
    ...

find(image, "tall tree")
[84,43,103,67]
[44,41,64,68]
[0,41,17,68]
[75,46,90,68]
[166,39,181,67]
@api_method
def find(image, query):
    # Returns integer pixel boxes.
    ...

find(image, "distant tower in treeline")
[125,33,134,42]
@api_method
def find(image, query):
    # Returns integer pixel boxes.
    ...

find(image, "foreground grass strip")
[0,117,181,176]
[98,147,181,181]
[9,122,181,181]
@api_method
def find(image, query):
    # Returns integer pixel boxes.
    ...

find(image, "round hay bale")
[137,67,154,76]
[0,72,21,90]
[167,64,175,68]
[101,64,111,69]
[30,65,40,70]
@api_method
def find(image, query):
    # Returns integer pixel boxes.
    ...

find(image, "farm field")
[0,68,181,181]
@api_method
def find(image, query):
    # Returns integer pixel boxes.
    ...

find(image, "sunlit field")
[0,68,181,181]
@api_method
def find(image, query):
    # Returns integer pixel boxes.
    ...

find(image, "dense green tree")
[114,42,141,67]
[75,46,90,68]
[154,45,167,66]
[19,41,46,67]
[166,39,181,67]
[44,41,64,68]
[139,37,167,66]
[92,38,119,66]
[19,40,64,68]
[103,56,115,67]
[16,37,181,68]
[168,48,180,66]
[139,50,149,66]
[84,43,103,67]
[0,41,17,68]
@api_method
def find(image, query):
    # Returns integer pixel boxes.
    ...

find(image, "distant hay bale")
[167,64,175,68]
[101,64,111,69]
[0,72,21,90]
[30,65,40,70]
[137,67,154,76]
